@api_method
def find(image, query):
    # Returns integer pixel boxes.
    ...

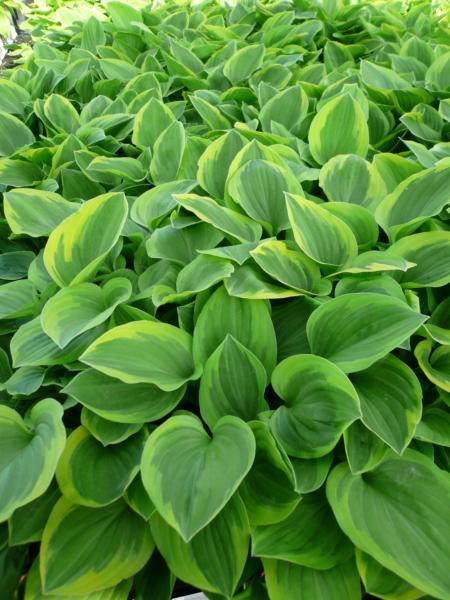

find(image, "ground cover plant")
[0,0,449,598]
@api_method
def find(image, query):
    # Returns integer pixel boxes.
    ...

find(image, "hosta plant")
[0,0,449,599]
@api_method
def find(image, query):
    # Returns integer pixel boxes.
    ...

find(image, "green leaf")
[309,93,369,165]
[320,202,379,253]
[150,121,186,184]
[350,354,422,453]
[260,85,308,135]
[43,94,80,134]
[253,491,353,569]
[63,369,186,424]
[264,558,361,600]
[176,193,262,243]
[8,480,60,546]
[327,451,450,599]
[225,263,301,300]
[0,80,30,115]
[197,130,246,199]
[270,354,360,458]
[80,408,142,446]
[286,194,358,267]
[56,427,147,507]
[25,558,133,600]
[415,408,450,447]
[319,154,386,211]
[0,112,35,157]
[41,278,131,348]
[199,334,267,429]
[307,293,427,373]
[43,192,128,287]
[86,156,146,182]
[250,240,332,295]
[131,180,197,228]
[415,339,450,392]
[0,399,65,522]
[141,414,255,541]
[132,98,175,150]
[190,95,231,130]
[344,420,388,475]
[389,232,450,288]
[239,421,300,527]
[193,286,277,375]
[223,44,265,85]
[0,251,35,281]
[40,498,153,595]
[228,159,303,234]
[4,188,80,238]
[376,162,450,240]
[356,549,424,600]
[150,494,250,597]
[0,280,37,319]
[289,454,333,494]
[80,320,200,391]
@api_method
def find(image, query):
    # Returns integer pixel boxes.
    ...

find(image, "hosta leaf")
[327,451,450,599]
[259,85,308,135]
[43,192,128,287]
[355,550,424,600]
[0,399,65,522]
[225,263,301,300]
[415,408,450,446]
[41,278,131,348]
[253,491,353,569]
[141,414,255,541]
[240,421,300,527]
[415,340,450,392]
[286,194,358,267]
[250,240,331,295]
[223,44,265,85]
[176,254,234,294]
[150,494,250,597]
[56,427,147,507]
[80,320,200,391]
[8,481,60,546]
[176,193,262,243]
[319,154,386,211]
[4,189,80,237]
[197,130,246,200]
[289,454,333,494]
[425,298,450,345]
[344,420,388,475]
[389,232,450,288]
[43,94,80,134]
[307,293,427,373]
[25,559,133,600]
[0,113,35,157]
[80,409,142,446]
[40,498,153,595]
[376,162,450,240]
[193,286,277,374]
[150,121,186,184]
[131,180,197,228]
[271,354,360,458]
[320,202,378,252]
[309,93,369,165]
[350,354,422,453]
[0,80,30,115]
[132,98,175,150]
[228,159,303,235]
[0,280,37,319]
[199,334,267,429]
[264,558,361,600]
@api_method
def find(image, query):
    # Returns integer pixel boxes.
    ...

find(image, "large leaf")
[150,494,250,597]
[0,399,65,522]
[253,491,353,569]
[350,354,422,453]
[43,192,128,287]
[199,334,267,429]
[307,293,427,373]
[270,354,360,458]
[309,93,369,165]
[41,278,131,348]
[286,194,358,267]
[141,414,255,541]
[40,498,153,595]
[4,189,80,237]
[327,451,450,599]
[80,320,200,390]
[0,112,35,157]
[193,286,277,375]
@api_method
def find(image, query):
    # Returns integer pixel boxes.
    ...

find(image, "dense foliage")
[0,0,449,598]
